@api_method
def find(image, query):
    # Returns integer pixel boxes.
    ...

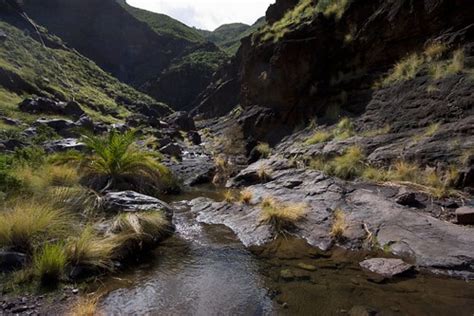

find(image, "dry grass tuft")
[0,200,74,252]
[330,208,347,240]
[381,53,424,86]
[69,295,102,316]
[224,190,235,203]
[239,189,253,204]
[257,164,272,181]
[260,197,307,234]
[255,142,272,158]
[305,131,332,145]
[33,242,67,285]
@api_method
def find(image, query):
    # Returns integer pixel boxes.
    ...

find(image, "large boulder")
[164,111,195,132]
[456,206,474,225]
[0,251,27,273]
[43,138,86,153]
[19,97,84,119]
[102,191,173,217]
[34,118,77,137]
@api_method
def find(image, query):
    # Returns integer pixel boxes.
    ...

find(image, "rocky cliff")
[196,0,474,167]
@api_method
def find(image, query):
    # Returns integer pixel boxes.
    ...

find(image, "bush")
[33,243,67,285]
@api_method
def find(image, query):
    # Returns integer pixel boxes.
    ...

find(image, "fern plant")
[81,131,175,195]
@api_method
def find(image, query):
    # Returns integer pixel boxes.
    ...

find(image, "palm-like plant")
[81,131,174,194]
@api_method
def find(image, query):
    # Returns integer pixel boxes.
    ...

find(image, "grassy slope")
[0,20,169,123]
[202,18,266,55]
[119,0,205,44]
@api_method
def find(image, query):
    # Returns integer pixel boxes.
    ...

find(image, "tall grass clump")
[305,131,332,145]
[110,211,171,258]
[260,197,307,235]
[429,49,465,79]
[333,117,354,140]
[330,208,347,240]
[81,130,174,194]
[33,243,67,285]
[255,142,272,158]
[324,146,365,179]
[0,201,74,253]
[65,227,117,272]
[316,0,351,19]
[381,53,424,86]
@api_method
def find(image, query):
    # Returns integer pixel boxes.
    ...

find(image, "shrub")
[224,190,235,203]
[381,53,424,86]
[316,0,351,19]
[257,164,272,181]
[81,131,174,194]
[424,42,447,62]
[0,201,74,252]
[33,243,67,285]
[260,197,307,234]
[324,146,365,179]
[305,131,332,145]
[333,117,354,140]
[69,295,102,316]
[255,142,271,158]
[65,227,116,272]
[429,49,465,80]
[389,161,421,182]
[239,189,253,204]
[13,146,45,167]
[330,208,347,239]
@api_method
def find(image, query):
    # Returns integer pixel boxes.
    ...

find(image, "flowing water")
[99,188,474,316]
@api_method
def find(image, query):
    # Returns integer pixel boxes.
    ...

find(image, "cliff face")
[239,0,473,140]
[20,0,228,110]
[196,0,473,144]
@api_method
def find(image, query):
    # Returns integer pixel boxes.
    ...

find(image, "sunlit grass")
[260,197,307,234]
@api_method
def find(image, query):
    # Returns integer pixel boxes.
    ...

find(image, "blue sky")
[126,0,274,30]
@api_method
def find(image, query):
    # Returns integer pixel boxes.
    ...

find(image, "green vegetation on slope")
[201,18,266,55]
[118,0,205,43]
[0,20,169,123]
[168,48,228,73]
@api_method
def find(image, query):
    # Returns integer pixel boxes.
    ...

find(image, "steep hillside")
[118,0,204,43]
[201,18,266,55]
[0,9,169,124]
[19,0,228,110]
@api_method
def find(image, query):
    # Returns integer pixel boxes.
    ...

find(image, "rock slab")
[360,258,414,278]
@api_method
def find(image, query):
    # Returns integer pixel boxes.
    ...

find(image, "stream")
[97,188,474,316]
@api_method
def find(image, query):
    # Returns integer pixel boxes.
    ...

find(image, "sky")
[126,0,274,31]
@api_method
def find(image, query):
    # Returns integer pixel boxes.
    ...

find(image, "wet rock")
[34,118,77,137]
[164,111,195,131]
[102,191,173,216]
[360,258,414,279]
[158,137,173,148]
[43,138,86,153]
[456,206,474,225]
[168,152,215,186]
[0,251,27,272]
[160,143,182,157]
[63,101,85,118]
[279,268,311,281]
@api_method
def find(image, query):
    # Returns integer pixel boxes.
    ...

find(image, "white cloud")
[126,0,273,30]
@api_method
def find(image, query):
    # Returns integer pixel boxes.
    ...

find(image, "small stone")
[297,263,317,271]
[456,206,474,225]
[282,302,289,309]
[72,288,79,294]
[360,258,414,278]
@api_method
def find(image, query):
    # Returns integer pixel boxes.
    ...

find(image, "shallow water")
[99,190,474,316]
